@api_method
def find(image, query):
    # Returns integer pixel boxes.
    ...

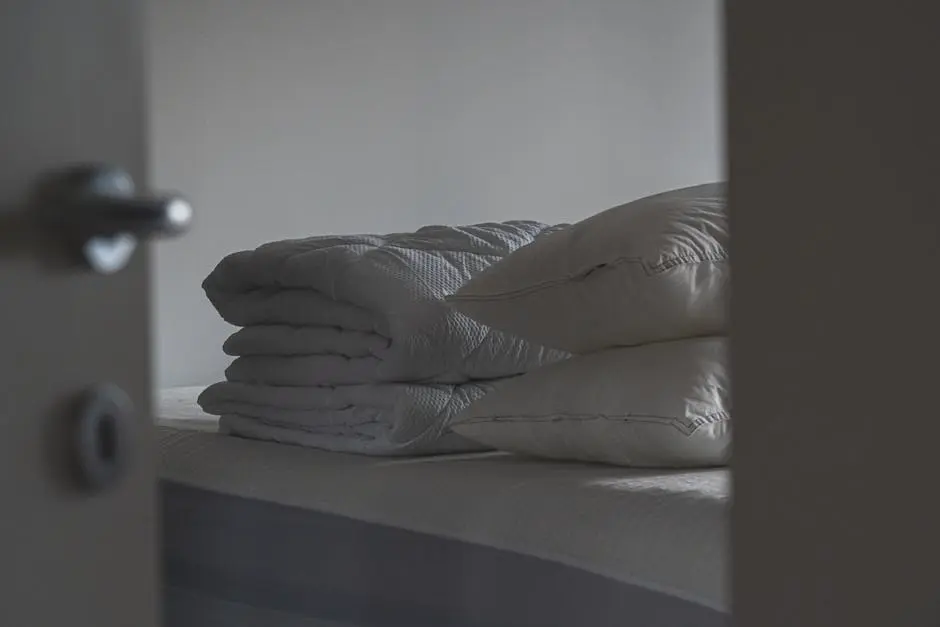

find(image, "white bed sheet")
[156,386,219,432]
[157,383,729,612]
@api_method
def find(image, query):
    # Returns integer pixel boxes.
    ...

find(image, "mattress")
[156,386,219,432]
[158,388,729,627]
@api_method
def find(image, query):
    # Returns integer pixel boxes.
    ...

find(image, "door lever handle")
[40,164,192,274]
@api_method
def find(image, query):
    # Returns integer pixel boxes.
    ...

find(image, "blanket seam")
[450,253,727,302]
[457,411,730,436]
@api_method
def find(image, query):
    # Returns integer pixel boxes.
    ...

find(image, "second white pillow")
[450,337,730,468]
[448,183,727,352]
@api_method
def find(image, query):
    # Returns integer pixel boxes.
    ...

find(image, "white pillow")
[450,337,730,468]
[448,183,728,352]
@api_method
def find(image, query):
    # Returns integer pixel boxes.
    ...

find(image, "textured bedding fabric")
[159,427,729,624]
[199,381,493,455]
[203,222,568,384]
[449,183,728,353]
[452,337,730,467]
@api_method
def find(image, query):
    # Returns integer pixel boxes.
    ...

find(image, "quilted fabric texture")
[199,381,494,456]
[448,183,728,353]
[200,221,568,455]
[203,221,568,383]
[451,337,730,468]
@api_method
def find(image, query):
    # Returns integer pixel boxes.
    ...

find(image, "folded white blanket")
[198,381,496,455]
[203,222,569,384]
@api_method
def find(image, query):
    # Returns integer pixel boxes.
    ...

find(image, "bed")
[157,387,729,627]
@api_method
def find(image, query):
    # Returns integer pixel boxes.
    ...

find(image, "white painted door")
[1,2,164,625]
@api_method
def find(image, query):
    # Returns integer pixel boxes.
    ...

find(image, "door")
[0,2,157,625]
[728,1,940,625]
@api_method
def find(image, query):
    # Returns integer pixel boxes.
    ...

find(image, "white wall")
[149,0,721,388]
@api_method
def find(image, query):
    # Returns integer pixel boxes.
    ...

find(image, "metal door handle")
[41,164,192,273]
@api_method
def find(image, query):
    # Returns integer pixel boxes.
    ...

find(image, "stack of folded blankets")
[197,222,568,455]
[446,182,730,467]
